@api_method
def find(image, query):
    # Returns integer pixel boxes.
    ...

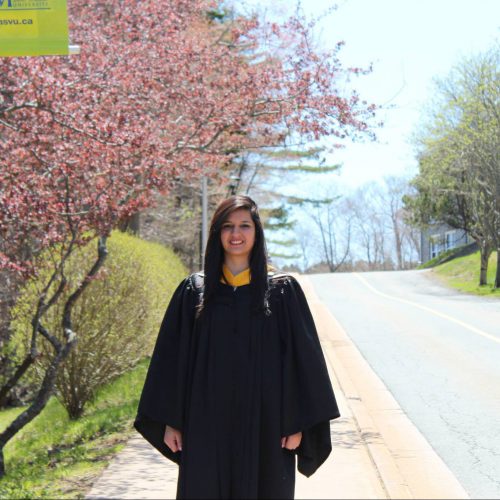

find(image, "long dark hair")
[196,195,270,317]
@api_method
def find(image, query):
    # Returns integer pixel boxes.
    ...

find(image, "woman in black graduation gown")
[134,195,340,499]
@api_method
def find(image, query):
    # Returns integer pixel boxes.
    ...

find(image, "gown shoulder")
[267,271,304,301]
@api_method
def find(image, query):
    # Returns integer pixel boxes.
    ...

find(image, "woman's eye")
[222,223,251,229]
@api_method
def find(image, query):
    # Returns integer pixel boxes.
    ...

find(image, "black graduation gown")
[134,272,340,499]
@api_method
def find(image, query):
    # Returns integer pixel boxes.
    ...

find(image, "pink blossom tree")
[0,0,376,476]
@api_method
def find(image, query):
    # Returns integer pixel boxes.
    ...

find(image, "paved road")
[308,269,500,500]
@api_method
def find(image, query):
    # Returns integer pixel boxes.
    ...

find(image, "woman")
[134,195,340,499]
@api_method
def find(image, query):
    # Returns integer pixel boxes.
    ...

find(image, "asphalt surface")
[308,269,500,500]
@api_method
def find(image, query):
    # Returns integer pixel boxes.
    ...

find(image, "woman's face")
[220,208,256,261]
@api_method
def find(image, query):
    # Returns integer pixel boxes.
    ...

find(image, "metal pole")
[201,176,208,267]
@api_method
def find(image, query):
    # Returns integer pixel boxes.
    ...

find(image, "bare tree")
[347,179,419,271]
[308,196,353,272]
[348,184,391,270]
[373,176,421,270]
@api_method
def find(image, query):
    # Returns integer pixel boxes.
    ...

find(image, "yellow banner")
[0,0,69,57]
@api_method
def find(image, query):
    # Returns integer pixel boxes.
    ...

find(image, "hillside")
[428,250,499,297]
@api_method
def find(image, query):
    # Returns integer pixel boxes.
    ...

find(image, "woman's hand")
[281,431,302,450]
[164,425,183,452]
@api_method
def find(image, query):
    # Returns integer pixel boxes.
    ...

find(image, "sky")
[242,0,500,191]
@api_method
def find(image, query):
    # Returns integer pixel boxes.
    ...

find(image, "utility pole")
[201,176,208,267]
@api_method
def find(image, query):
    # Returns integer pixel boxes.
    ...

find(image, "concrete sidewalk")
[85,274,469,499]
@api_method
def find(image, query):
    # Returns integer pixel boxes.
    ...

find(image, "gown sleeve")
[279,275,341,477]
[133,275,197,464]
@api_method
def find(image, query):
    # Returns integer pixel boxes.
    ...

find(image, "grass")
[0,358,149,499]
[417,247,463,269]
[429,250,500,297]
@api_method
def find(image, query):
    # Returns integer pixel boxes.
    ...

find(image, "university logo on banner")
[0,0,69,57]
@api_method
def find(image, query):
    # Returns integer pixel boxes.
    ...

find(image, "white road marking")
[353,272,500,346]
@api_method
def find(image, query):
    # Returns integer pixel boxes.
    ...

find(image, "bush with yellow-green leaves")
[6,231,186,419]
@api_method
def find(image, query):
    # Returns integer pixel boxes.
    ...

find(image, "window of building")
[430,234,441,258]
[445,231,454,251]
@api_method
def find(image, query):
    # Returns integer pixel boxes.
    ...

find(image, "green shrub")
[7,231,186,419]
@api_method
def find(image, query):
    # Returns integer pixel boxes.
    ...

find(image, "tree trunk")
[0,337,75,478]
[0,354,37,407]
[394,227,403,270]
[67,400,86,420]
[479,243,491,286]
[495,250,500,289]
[118,212,141,234]
[128,212,141,234]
